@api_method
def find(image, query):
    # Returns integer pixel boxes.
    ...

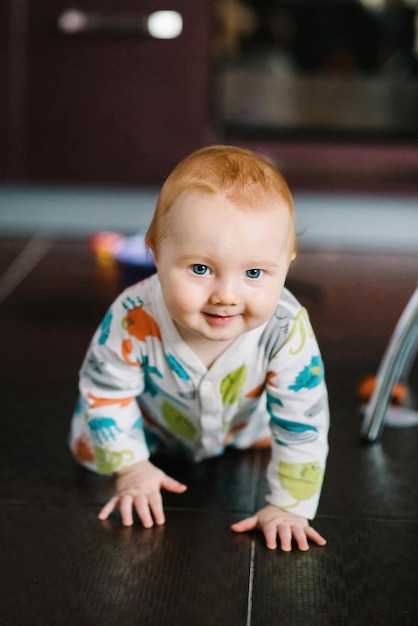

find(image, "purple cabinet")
[4,1,213,184]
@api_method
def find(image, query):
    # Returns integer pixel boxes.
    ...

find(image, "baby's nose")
[210,278,241,306]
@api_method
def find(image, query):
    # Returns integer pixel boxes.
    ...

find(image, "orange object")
[90,231,124,268]
[249,436,272,449]
[357,375,408,405]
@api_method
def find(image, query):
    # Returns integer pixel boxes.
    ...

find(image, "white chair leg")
[360,285,418,442]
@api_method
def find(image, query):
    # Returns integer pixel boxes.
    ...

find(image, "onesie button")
[199,380,221,414]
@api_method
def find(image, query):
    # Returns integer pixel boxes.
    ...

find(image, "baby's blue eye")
[246,269,262,279]
[192,264,209,275]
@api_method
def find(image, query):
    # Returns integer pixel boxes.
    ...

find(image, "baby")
[70,145,329,551]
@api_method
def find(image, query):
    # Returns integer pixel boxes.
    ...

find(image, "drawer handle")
[58,9,183,39]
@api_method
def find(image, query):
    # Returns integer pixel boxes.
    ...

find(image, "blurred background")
[1,0,418,241]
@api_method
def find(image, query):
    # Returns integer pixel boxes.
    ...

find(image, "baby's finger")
[305,526,327,546]
[262,523,278,550]
[148,491,166,526]
[230,515,258,533]
[119,494,135,526]
[98,496,119,521]
[161,475,187,494]
[277,524,292,552]
[291,525,309,551]
[133,494,154,528]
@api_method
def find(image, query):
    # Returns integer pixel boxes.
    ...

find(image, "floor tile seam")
[160,505,255,516]
[246,539,256,626]
[245,452,263,626]
[0,233,55,303]
[2,501,416,527]
[0,498,72,507]
[316,512,418,524]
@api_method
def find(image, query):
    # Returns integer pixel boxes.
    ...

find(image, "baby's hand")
[231,504,327,551]
[98,459,187,527]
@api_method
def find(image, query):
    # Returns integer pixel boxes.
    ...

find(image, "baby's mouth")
[203,312,239,325]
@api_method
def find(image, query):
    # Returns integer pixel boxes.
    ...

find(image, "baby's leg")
[248,436,272,449]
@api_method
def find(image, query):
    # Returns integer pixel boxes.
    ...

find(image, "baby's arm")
[72,288,187,526]
[98,459,187,527]
[232,304,329,550]
[231,505,326,551]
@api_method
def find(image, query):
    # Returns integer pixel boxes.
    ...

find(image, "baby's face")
[156,190,295,351]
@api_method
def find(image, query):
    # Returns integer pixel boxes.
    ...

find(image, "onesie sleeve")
[71,289,151,475]
[265,306,329,519]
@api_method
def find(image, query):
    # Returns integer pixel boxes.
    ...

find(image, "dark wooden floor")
[1,235,417,626]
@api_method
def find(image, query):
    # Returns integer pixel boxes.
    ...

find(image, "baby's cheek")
[250,298,276,322]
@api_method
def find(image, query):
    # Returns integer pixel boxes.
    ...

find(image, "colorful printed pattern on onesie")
[70,275,329,519]
[265,305,328,514]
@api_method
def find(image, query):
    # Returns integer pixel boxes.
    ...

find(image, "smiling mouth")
[203,312,239,325]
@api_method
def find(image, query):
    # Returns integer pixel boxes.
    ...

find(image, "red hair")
[145,145,296,258]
